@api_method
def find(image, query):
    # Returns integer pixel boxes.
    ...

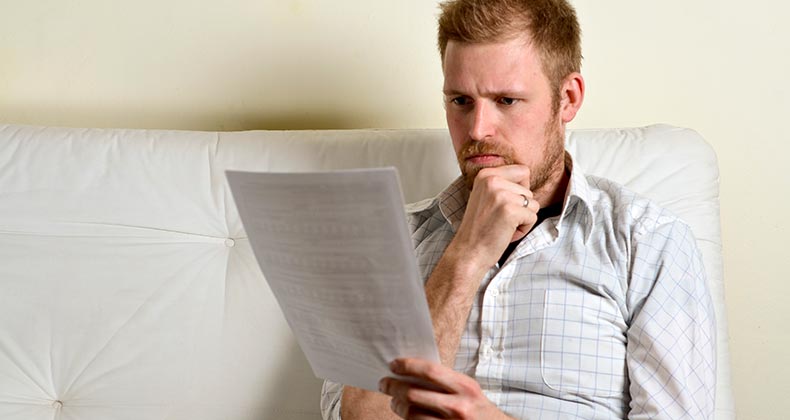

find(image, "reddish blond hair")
[438,0,582,97]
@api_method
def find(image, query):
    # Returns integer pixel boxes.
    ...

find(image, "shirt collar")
[437,151,596,241]
[560,152,595,241]
[437,176,469,232]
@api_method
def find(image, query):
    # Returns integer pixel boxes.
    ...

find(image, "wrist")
[441,239,496,280]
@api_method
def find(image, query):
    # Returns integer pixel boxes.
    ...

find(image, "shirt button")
[481,344,493,359]
[224,238,235,247]
[489,288,499,297]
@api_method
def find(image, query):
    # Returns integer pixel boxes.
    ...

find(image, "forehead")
[441,37,549,94]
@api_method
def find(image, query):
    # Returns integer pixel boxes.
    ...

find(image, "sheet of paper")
[226,167,440,392]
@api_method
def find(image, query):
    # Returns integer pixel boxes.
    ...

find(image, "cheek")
[451,136,465,156]
[446,110,464,128]
[446,114,467,152]
[508,112,539,132]
[509,112,551,142]
[502,115,548,161]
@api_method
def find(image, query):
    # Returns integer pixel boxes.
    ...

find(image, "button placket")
[480,264,510,366]
[482,340,493,359]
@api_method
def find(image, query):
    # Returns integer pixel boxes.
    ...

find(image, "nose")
[468,102,495,141]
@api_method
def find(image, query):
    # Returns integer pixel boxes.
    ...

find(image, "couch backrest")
[0,123,733,420]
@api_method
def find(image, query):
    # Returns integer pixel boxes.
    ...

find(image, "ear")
[559,72,585,124]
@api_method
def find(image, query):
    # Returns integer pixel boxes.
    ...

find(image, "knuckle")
[480,173,498,189]
[528,215,538,225]
[450,401,472,418]
[404,388,420,404]
[459,379,482,395]
[492,193,509,208]
[502,205,518,220]
[423,363,442,380]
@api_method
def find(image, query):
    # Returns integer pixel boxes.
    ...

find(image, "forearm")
[425,241,492,367]
[340,386,400,420]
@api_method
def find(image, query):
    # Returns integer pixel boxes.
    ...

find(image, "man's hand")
[451,165,539,271]
[378,358,515,420]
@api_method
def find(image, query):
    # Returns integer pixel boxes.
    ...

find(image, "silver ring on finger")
[520,194,530,208]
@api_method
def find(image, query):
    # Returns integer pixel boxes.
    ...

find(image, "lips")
[465,154,504,165]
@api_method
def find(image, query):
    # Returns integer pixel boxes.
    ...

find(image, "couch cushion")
[0,123,733,420]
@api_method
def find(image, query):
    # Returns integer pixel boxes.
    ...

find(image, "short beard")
[456,111,565,192]
[530,111,565,193]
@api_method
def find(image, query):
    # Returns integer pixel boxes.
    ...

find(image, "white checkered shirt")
[321,155,716,419]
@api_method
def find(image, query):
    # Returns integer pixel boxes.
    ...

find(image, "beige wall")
[574,3,790,418]
[2,1,788,418]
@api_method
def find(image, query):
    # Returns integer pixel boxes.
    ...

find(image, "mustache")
[457,140,515,162]
[457,140,516,190]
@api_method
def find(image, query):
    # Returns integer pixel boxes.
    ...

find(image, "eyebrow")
[442,89,526,98]
[442,89,465,96]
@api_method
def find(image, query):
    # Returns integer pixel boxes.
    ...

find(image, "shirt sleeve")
[320,379,344,420]
[625,218,717,419]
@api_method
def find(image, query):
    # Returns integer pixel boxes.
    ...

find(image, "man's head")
[438,0,581,109]
[437,0,584,194]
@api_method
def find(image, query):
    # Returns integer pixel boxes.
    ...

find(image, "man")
[322,0,716,419]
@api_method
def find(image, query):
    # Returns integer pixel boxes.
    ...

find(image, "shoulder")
[585,174,692,240]
[405,196,440,229]
[405,196,438,216]
[584,177,707,323]
[404,196,453,251]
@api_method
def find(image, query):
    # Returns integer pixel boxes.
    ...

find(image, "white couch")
[0,123,734,420]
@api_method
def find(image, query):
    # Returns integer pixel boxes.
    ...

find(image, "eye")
[450,96,471,106]
[497,97,519,105]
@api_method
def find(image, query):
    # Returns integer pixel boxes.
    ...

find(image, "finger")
[519,191,541,213]
[510,192,540,242]
[389,358,477,396]
[513,190,540,221]
[390,397,443,420]
[475,164,531,187]
[380,378,454,418]
[471,172,535,211]
[473,169,534,199]
[406,405,444,420]
[515,191,539,209]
